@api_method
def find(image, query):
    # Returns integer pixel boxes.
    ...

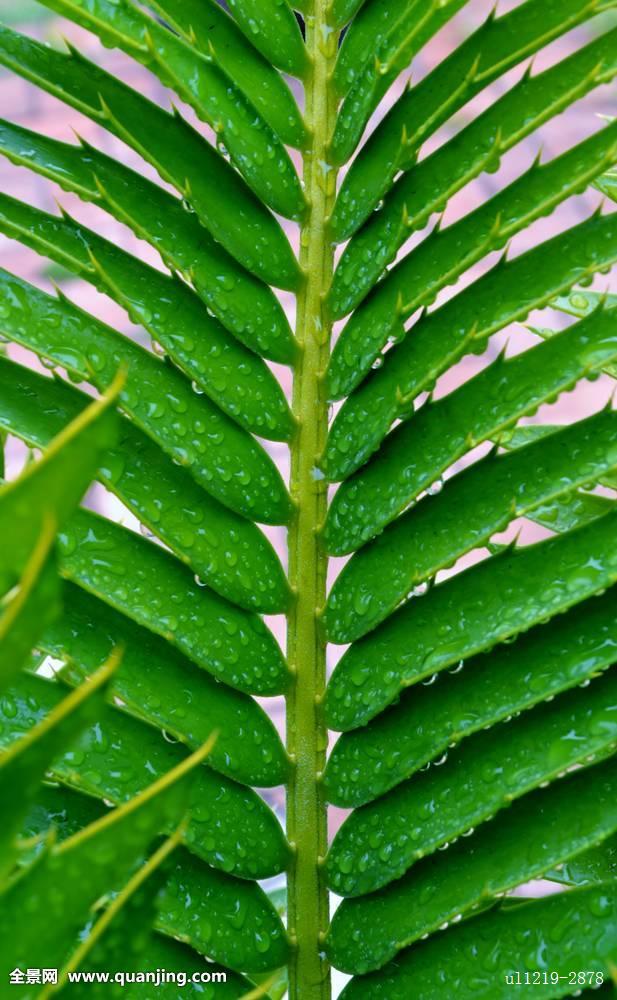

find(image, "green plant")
[1,0,617,996]
[0,382,239,996]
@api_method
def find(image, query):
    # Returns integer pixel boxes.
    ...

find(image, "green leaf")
[334,0,459,95]
[0,736,214,973]
[2,2,617,995]
[496,423,617,532]
[325,586,617,807]
[555,289,617,319]
[528,320,617,378]
[56,843,178,998]
[324,213,617,481]
[329,186,617,400]
[338,885,617,999]
[326,508,617,731]
[0,24,300,288]
[331,0,467,165]
[0,357,290,614]
[20,787,271,997]
[21,784,108,860]
[500,424,578,450]
[0,370,120,593]
[137,21,306,221]
[158,848,289,973]
[330,9,617,237]
[36,0,306,150]
[325,408,617,642]
[41,584,288,789]
[0,521,60,691]
[330,116,617,354]
[596,166,617,202]
[549,835,617,887]
[33,4,306,219]
[71,928,256,999]
[71,934,257,1000]
[0,120,299,381]
[0,269,291,526]
[325,305,617,550]
[0,655,116,883]
[0,672,289,880]
[226,0,309,78]
[0,184,295,369]
[528,491,615,533]
[57,508,288,697]
[153,0,305,151]
[327,665,617,896]
[327,755,617,974]
[331,0,367,27]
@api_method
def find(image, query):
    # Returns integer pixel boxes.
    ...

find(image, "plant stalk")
[286,3,339,998]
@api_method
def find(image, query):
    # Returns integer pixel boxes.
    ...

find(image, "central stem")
[286,4,339,999]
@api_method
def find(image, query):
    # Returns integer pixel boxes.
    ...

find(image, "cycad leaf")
[497,423,617,531]
[36,0,306,149]
[226,0,308,78]
[331,0,367,27]
[57,843,177,997]
[332,33,617,320]
[19,786,273,995]
[330,117,617,346]
[150,0,304,150]
[69,887,257,1000]
[529,490,615,533]
[325,409,617,642]
[327,756,617,974]
[329,194,616,407]
[158,848,289,973]
[327,508,617,731]
[327,665,617,896]
[550,835,617,887]
[0,672,288,880]
[2,1,616,994]
[325,586,617,807]
[135,21,306,221]
[0,522,60,690]
[41,584,288,788]
[0,188,295,368]
[0,357,290,614]
[331,0,467,165]
[325,213,617,480]
[0,269,291,526]
[0,656,116,882]
[555,289,617,320]
[21,785,107,858]
[0,24,299,288]
[596,167,617,202]
[0,736,214,973]
[29,3,306,220]
[0,375,121,874]
[57,508,288,697]
[0,369,119,593]
[331,9,617,237]
[0,121,299,381]
[339,885,617,999]
[325,305,617,552]
[334,0,459,95]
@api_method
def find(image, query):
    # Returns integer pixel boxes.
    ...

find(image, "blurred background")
[0,2,615,993]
